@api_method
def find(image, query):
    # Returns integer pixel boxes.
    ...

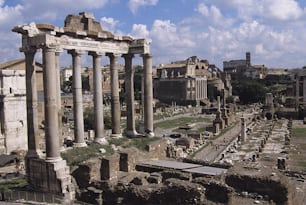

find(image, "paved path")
[193,120,241,162]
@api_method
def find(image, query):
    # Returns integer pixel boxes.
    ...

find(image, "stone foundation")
[26,157,75,200]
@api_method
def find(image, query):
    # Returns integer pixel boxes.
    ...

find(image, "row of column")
[195,78,207,100]
[24,46,154,161]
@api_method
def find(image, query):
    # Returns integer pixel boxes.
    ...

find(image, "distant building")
[154,56,231,106]
[294,67,306,110]
[223,52,267,80]
[0,59,45,124]
[60,67,73,88]
[0,70,27,153]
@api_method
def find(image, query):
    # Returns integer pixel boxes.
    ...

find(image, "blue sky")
[1,0,306,69]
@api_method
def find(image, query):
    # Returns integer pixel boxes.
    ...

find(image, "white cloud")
[21,0,109,22]
[266,0,303,20]
[128,0,158,14]
[197,3,209,16]
[100,17,119,33]
[130,24,149,38]
[0,3,23,25]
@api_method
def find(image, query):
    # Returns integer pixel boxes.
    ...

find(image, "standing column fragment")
[55,51,63,149]
[68,49,87,147]
[123,54,137,137]
[43,47,61,161]
[108,53,121,137]
[143,54,154,137]
[24,48,39,158]
[89,51,107,144]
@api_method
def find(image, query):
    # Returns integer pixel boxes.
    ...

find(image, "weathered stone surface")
[72,158,101,189]
[0,70,27,154]
[26,158,75,200]
[151,178,205,205]
[161,170,191,182]
[147,172,162,184]
[101,154,119,181]
[193,177,233,204]
[225,166,293,205]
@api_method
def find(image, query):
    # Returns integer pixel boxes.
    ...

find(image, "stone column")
[68,50,87,147]
[241,117,246,143]
[23,47,39,158]
[42,47,61,161]
[108,53,121,137]
[303,77,306,102]
[217,96,221,112]
[296,75,299,111]
[123,54,137,137]
[55,51,63,149]
[89,51,107,144]
[143,54,154,137]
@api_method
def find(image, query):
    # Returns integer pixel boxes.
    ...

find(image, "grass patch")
[291,128,306,138]
[154,117,211,129]
[123,137,161,150]
[0,178,27,191]
[61,143,113,166]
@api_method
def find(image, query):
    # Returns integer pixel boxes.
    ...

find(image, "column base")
[26,158,75,201]
[111,133,122,138]
[73,142,87,147]
[126,130,139,138]
[145,131,155,138]
[94,137,109,145]
[46,156,62,163]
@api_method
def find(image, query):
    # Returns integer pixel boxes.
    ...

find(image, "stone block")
[100,154,119,180]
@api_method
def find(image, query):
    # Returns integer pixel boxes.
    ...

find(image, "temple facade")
[13,12,154,199]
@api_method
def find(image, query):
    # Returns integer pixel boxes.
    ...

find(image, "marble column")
[89,51,107,144]
[42,47,61,161]
[217,96,221,112]
[55,51,63,149]
[123,54,137,137]
[241,117,246,143]
[143,54,154,137]
[68,50,87,147]
[108,53,121,137]
[24,47,39,158]
[296,76,299,110]
[303,77,306,102]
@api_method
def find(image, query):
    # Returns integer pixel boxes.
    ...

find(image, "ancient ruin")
[12,12,154,199]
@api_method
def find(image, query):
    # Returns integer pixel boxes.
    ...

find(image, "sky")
[1,0,306,69]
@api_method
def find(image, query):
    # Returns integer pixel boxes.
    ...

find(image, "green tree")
[83,107,112,130]
[233,80,267,104]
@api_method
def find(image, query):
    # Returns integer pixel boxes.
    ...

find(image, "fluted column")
[296,76,299,110]
[108,53,121,137]
[123,54,137,137]
[55,50,63,149]
[23,47,39,158]
[42,47,61,161]
[143,53,154,137]
[89,51,107,144]
[68,49,87,147]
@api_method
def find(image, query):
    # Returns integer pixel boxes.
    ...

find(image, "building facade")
[154,56,209,106]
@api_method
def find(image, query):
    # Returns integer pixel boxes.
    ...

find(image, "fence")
[1,190,93,205]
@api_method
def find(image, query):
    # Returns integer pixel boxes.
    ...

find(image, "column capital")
[20,46,37,54]
[122,53,134,59]
[55,48,64,55]
[67,49,85,56]
[88,51,104,57]
[106,53,121,58]
[141,53,153,58]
